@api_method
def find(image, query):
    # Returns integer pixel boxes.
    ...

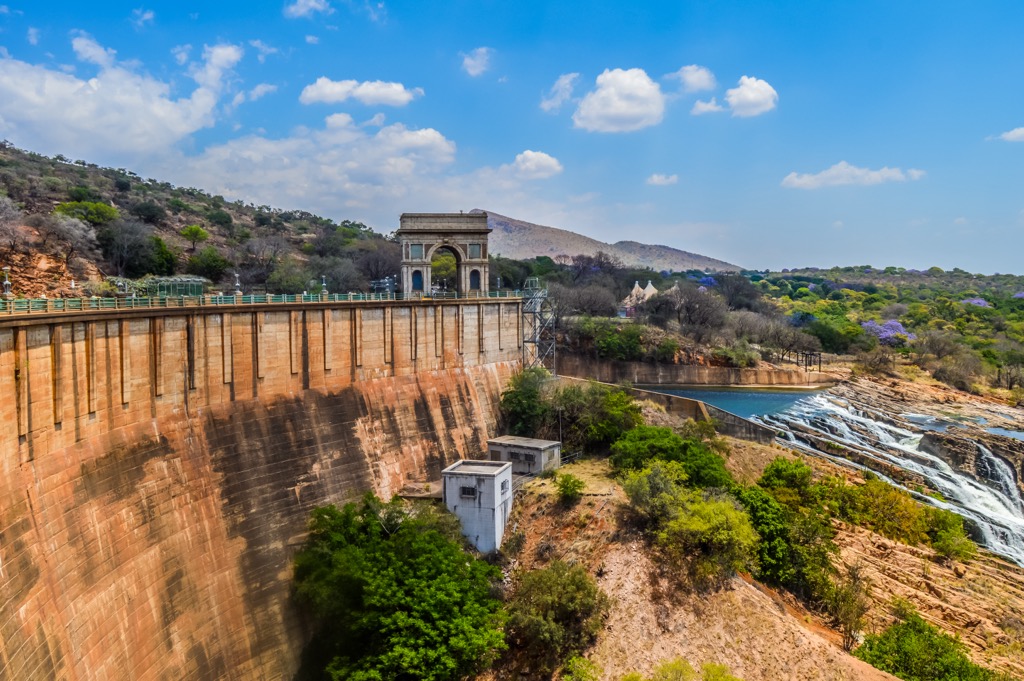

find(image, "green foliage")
[501,374,642,454]
[828,563,872,651]
[180,224,209,249]
[758,456,814,508]
[130,200,166,224]
[650,658,696,680]
[292,495,506,681]
[506,560,611,673]
[737,485,795,585]
[207,208,233,227]
[54,200,118,226]
[186,246,231,282]
[556,473,585,504]
[854,605,1003,680]
[924,506,977,562]
[67,185,101,202]
[562,656,602,681]
[623,463,755,587]
[611,425,733,489]
[622,460,690,527]
[712,339,760,368]
[500,367,551,436]
[700,663,744,681]
[806,316,870,353]
[657,491,759,587]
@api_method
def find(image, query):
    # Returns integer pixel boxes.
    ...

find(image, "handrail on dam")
[0,290,523,316]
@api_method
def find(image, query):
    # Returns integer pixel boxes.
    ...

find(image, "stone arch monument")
[397,212,491,297]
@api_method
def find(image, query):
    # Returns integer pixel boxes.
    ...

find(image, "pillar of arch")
[397,212,491,297]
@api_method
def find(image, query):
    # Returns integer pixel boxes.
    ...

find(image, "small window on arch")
[412,269,424,291]
[468,243,482,259]
[469,269,481,290]
[410,244,424,259]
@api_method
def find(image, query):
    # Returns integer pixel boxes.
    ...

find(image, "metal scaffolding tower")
[522,277,556,373]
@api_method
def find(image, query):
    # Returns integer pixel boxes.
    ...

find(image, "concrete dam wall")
[0,299,522,680]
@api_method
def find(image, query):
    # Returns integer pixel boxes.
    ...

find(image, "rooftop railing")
[0,290,523,317]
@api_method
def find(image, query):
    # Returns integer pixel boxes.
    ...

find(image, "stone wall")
[558,353,834,387]
[0,299,521,680]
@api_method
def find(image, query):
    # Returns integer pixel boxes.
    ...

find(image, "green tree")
[293,495,506,681]
[854,604,1001,681]
[500,367,551,436]
[130,200,166,224]
[556,473,585,505]
[186,246,231,282]
[180,224,209,250]
[506,560,610,673]
[54,200,119,226]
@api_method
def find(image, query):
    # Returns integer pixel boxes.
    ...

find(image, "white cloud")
[190,43,244,90]
[299,76,423,106]
[0,5,9,13]
[171,44,191,65]
[27,27,39,45]
[0,37,242,162]
[999,127,1024,142]
[572,68,664,133]
[646,173,678,186]
[284,0,333,18]
[0,47,8,59]
[671,64,716,92]
[540,72,578,113]
[510,150,563,179]
[305,34,319,44]
[781,161,926,189]
[160,114,458,213]
[131,8,155,29]
[72,34,117,68]
[231,91,246,108]
[248,83,277,101]
[461,47,492,77]
[363,112,386,127]
[691,97,724,115]
[249,39,278,63]
[725,75,778,117]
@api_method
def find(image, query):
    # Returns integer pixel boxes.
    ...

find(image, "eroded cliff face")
[0,301,520,680]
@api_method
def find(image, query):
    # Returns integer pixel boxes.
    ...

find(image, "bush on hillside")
[854,603,1007,680]
[292,495,505,681]
[505,560,610,673]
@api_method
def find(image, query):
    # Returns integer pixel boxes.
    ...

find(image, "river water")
[642,387,815,419]
[645,386,1024,565]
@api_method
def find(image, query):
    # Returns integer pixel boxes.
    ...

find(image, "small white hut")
[441,460,513,553]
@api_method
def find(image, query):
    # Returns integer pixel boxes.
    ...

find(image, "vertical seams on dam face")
[0,299,521,681]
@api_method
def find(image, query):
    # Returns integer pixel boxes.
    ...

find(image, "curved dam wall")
[0,299,522,680]
[558,353,834,387]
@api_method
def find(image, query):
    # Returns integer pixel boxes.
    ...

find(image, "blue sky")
[2,1,1024,273]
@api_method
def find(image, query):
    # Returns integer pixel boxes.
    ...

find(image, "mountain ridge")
[478,209,741,273]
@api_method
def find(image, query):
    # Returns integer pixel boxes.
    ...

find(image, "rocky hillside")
[487,377,1024,681]
[480,210,741,273]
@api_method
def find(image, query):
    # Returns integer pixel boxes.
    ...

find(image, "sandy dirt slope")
[492,459,894,681]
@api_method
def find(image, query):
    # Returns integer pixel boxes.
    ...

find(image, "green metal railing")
[0,290,523,317]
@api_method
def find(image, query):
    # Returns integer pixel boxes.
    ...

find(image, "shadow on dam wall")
[0,299,521,680]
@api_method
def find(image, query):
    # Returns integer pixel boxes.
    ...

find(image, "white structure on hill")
[441,460,513,553]
[621,279,660,316]
[488,435,561,475]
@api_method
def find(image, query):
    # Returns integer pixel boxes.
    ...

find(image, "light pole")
[321,275,328,296]
[234,272,242,296]
[2,266,10,299]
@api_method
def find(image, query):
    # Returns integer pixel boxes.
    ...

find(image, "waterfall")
[756,393,1024,566]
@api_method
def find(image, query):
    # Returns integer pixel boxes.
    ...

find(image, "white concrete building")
[488,435,562,475]
[441,460,513,553]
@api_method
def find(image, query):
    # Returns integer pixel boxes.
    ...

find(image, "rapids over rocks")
[755,381,1024,566]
